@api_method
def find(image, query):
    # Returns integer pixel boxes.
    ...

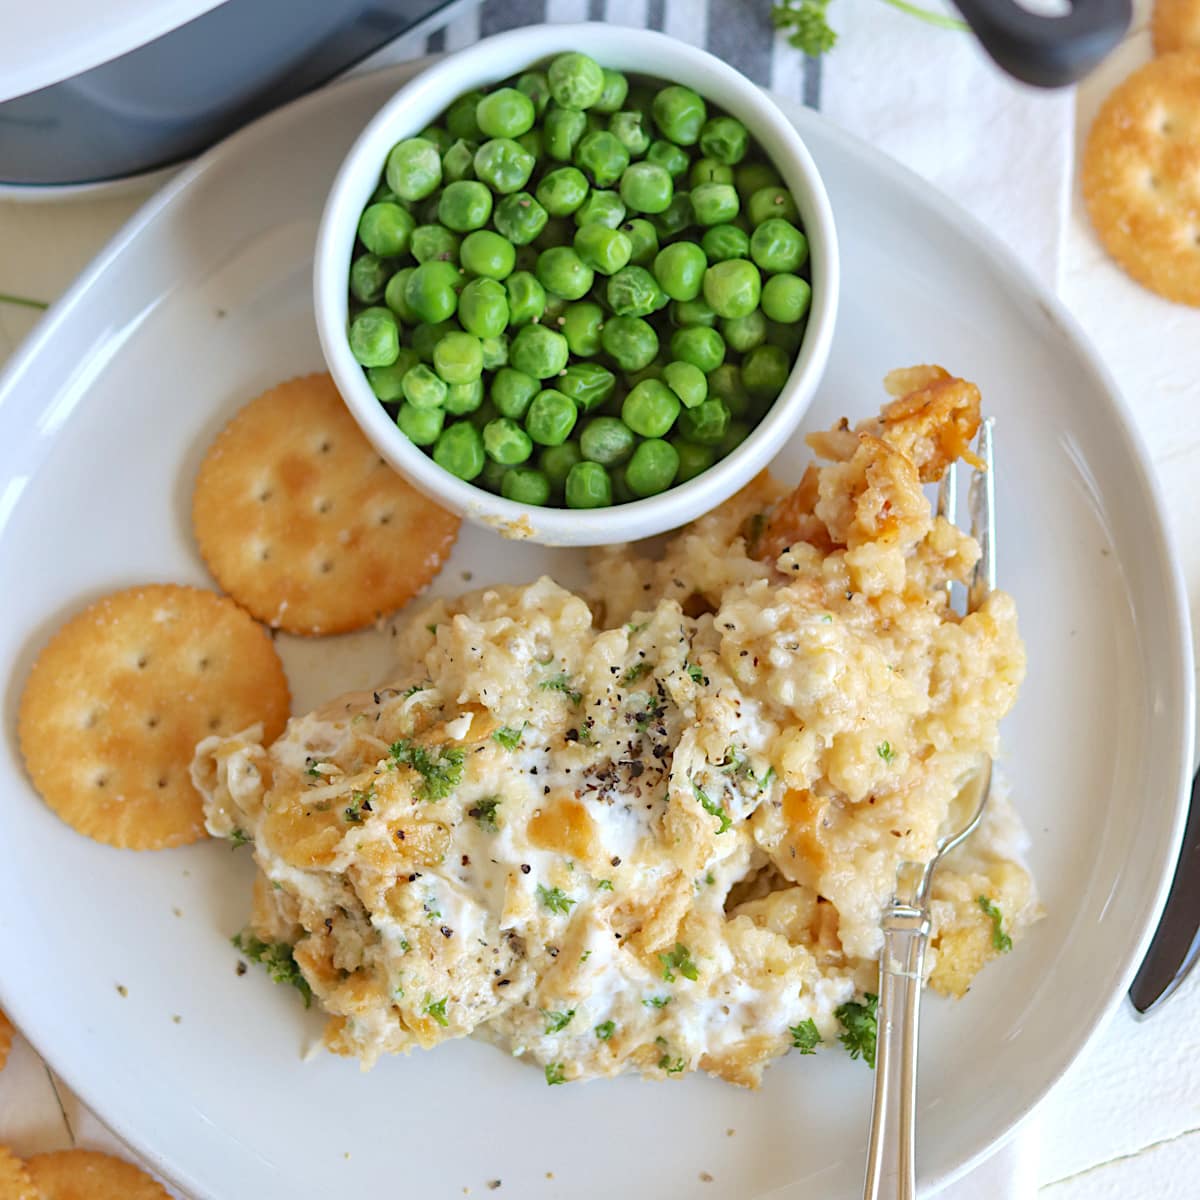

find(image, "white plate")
[0,62,1192,1200]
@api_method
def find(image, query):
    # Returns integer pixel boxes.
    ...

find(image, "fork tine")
[967,417,995,614]
[937,461,957,606]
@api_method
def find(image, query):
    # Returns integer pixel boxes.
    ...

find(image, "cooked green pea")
[622,218,659,265]
[397,402,444,446]
[617,162,671,215]
[421,125,453,155]
[548,52,606,110]
[625,438,680,497]
[492,367,540,419]
[358,202,415,256]
[575,131,630,188]
[527,388,578,446]
[765,319,804,355]
[480,334,510,369]
[350,253,390,303]
[662,360,707,409]
[461,230,516,280]
[545,105,588,161]
[493,192,547,245]
[349,306,399,366]
[520,126,544,160]
[501,465,552,506]
[442,138,477,183]
[707,363,750,417]
[558,361,616,412]
[699,116,749,165]
[678,398,730,445]
[652,86,706,145]
[411,319,458,362]
[444,378,485,415]
[670,296,718,327]
[691,182,739,226]
[609,465,635,504]
[606,265,667,317]
[622,379,680,437]
[402,362,448,409]
[741,343,791,400]
[536,216,575,249]
[432,331,483,384]
[483,416,533,464]
[761,273,812,324]
[701,223,750,263]
[540,441,583,493]
[458,277,509,338]
[537,246,594,300]
[609,111,651,157]
[672,438,716,482]
[721,310,767,353]
[689,158,734,188]
[561,301,606,356]
[411,223,461,263]
[734,160,781,200]
[603,316,659,371]
[446,91,484,140]
[574,189,626,229]
[516,71,551,116]
[595,69,629,114]
[370,182,399,204]
[405,260,462,323]
[477,455,509,491]
[574,224,632,275]
[474,138,536,193]
[565,460,612,508]
[653,192,694,237]
[537,166,590,216]
[476,87,536,139]
[702,258,760,319]
[670,325,725,373]
[437,180,493,232]
[749,218,809,273]
[385,137,442,201]
[433,421,485,479]
[747,185,799,226]
[366,349,419,402]
[505,271,546,325]
[510,324,570,379]
[580,415,635,465]
[646,139,690,178]
[653,242,706,302]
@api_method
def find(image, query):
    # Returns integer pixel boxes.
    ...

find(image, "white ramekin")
[314,23,839,547]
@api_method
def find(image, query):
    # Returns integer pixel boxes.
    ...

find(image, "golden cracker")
[18,585,290,850]
[192,373,460,635]
[0,1009,11,1073]
[1153,0,1200,54]
[0,1148,36,1200]
[1082,51,1200,306]
[24,1150,171,1200]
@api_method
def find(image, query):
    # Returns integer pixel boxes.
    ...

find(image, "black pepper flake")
[373,692,381,705]
[611,856,621,867]
[324,917,333,932]
[530,766,539,775]
[546,946,559,958]
[441,925,454,938]
[497,979,511,987]
[396,829,406,840]
[408,871,422,882]
[462,854,471,867]
[520,864,531,874]
[543,786,550,795]
[236,961,247,976]
[629,761,644,779]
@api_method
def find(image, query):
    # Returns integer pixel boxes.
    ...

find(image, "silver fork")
[862,418,997,1200]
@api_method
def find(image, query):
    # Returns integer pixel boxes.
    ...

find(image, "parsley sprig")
[539,672,582,705]
[492,724,526,750]
[423,994,449,1027]
[771,0,966,60]
[232,932,312,1008]
[835,993,878,1068]
[658,943,699,983]
[388,738,465,802]
[790,1018,822,1054]
[536,884,576,915]
[468,795,502,832]
[542,1008,576,1033]
[977,895,1013,953]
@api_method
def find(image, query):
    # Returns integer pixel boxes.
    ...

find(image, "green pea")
[689,158,734,189]
[548,52,606,110]
[672,439,716,482]
[561,301,606,356]
[458,277,509,339]
[670,296,718,327]
[397,402,444,446]
[420,125,453,156]
[765,318,804,354]
[761,274,812,324]
[370,182,399,204]
[477,455,510,492]
[580,415,635,465]
[350,253,390,304]
[678,398,731,445]
[607,265,668,317]
[474,138,536,194]
[536,246,594,301]
[747,186,800,227]
[721,310,767,353]
[491,367,540,419]
[433,421,485,479]
[501,465,552,506]
[446,91,485,140]
[706,363,750,418]
[662,360,707,409]
[366,349,419,402]
[435,180,491,232]
[470,399,498,430]
[741,343,791,401]
[405,260,462,323]
[461,230,516,280]
[575,131,630,188]
[595,69,629,114]
[691,182,739,226]
[510,324,570,379]
[625,438,680,498]
[610,465,636,504]
[518,127,543,161]
[480,333,509,369]
[602,315,659,371]
[646,139,690,178]
[535,216,575,249]
[476,87,536,139]
[544,105,588,161]
[565,460,612,508]
[349,306,399,366]
[411,319,458,362]
[505,271,546,326]
[574,189,626,230]
[402,362,448,409]
[734,160,782,201]
[441,138,478,184]
[699,116,749,165]
[444,378,485,415]
[385,137,442,201]
[670,325,725,373]
[750,218,809,274]
[558,361,616,412]
[702,223,750,263]
[716,420,751,459]
[516,71,551,116]
[652,192,694,238]
[653,242,706,302]
[432,331,484,384]
[358,202,415,256]
[527,388,578,446]
[411,223,461,264]
[622,218,659,265]
[609,111,651,158]
[574,224,632,276]
[622,379,680,438]
[702,258,761,319]
[536,166,590,216]
[617,161,672,215]
[483,416,533,464]
[494,192,548,245]
[652,86,707,145]
[540,441,583,494]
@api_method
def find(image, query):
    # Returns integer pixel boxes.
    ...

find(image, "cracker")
[192,373,460,635]
[0,1147,36,1200]
[23,1150,170,1200]
[1153,0,1200,54]
[1081,51,1200,306]
[0,1009,11,1073]
[18,585,290,850]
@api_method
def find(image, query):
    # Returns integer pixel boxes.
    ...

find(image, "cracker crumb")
[344,1152,351,1160]
[699,1171,714,1183]
[236,961,247,976]
[726,1128,735,1137]
[171,1015,181,1024]
[116,984,127,998]
[545,1172,554,1180]
[172,907,182,917]
[486,1181,501,1191]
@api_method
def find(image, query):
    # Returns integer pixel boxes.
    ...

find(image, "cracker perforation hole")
[197,656,211,671]
[95,773,108,789]
[208,716,221,731]
[259,546,271,561]
[319,560,334,574]
[318,439,333,454]
[257,487,273,502]
[135,654,149,669]
[378,510,394,526]
[316,498,332,514]
[157,776,168,789]
[146,715,160,729]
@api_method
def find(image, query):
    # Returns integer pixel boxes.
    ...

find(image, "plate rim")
[0,57,1193,1199]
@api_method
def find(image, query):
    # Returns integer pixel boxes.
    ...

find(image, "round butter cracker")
[1154,0,1200,54]
[18,585,290,850]
[1082,51,1200,306]
[24,1150,171,1200]
[192,373,460,635]
[0,1147,36,1200]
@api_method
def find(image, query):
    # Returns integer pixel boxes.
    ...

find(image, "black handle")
[954,0,1131,87]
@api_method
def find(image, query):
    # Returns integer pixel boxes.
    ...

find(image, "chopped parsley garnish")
[720,745,774,791]
[542,1008,576,1033]
[388,738,465,802]
[594,1020,616,1041]
[343,788,373,823]
[536,884,576,915]
[492,724,526,750]
[545,1062,566,1086]
[977,895,1013,953]
[790,1018,822,1054]
[658,1054,686,1074]
[228,826,252,847]
[626,620,649,634]
[305,762,323,779]
[621,661,653,685]
[399,937,410,953]
[686,662,706,684]
[401,681,429,698]
[693,782,732,835]
[643,995,671,1009]
[704,872,715,886]
[231,932,312,1008]
[579,950,592,963]
[744,510,769,555]
[835,993,878,1068]
[877,741,896,764]
[539,673,582,705]
[423,994,449,1027]
[658,943,699,983]
[633,693,665,732]
[468,795,502,832]
[426,623,439,635]
[596,879,614,891]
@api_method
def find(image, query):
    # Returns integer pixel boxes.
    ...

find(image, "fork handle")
[863,904,931,1200]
